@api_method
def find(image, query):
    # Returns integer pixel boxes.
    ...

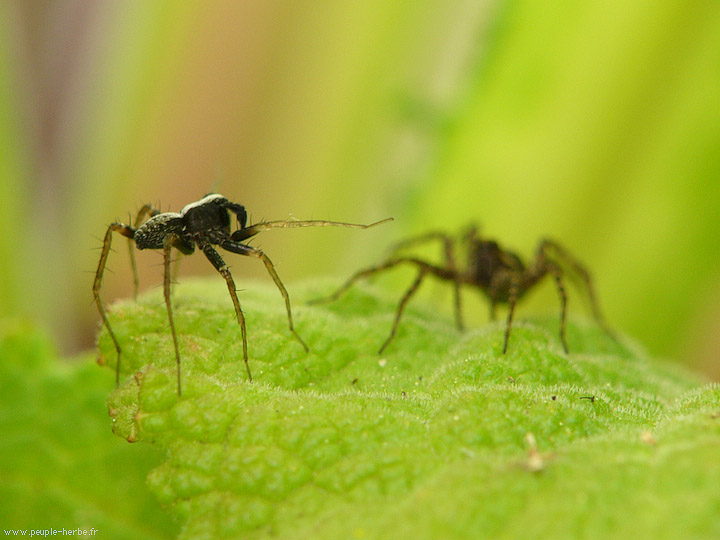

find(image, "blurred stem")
[0,12,31,317]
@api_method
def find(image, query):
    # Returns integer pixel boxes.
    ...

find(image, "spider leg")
[162,235,184,395]
[385,231,453,256]
[93,222,136,387]
[312,256,456,352]
[171,252,183,296]
[379,267,429,354]
[200,244,251,382]
[524,247,569,353]
[545,261,569,353]
[384,231,464,331]
[461,224,480,244]
[128,204,161,299]
[309,258,410,305]
[219,199,248,229]
[232,217,393,242]
[221,240,309,354]
[452,278,464,331]
[539,240,616,342]
[503,280,519,354]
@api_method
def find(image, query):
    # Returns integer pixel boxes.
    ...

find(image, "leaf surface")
[97,279,719,540]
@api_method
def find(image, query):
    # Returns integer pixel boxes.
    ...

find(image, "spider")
[312,225,615,354]
[93,193,392,395]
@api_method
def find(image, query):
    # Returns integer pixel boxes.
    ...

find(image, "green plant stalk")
[98,278,719,540]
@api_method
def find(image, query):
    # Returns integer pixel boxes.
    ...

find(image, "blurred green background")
[1,0,718,377]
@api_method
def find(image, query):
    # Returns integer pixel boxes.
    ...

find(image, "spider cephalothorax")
[132,194,245,251]
[93,193,392,395]
[313,226,615,354]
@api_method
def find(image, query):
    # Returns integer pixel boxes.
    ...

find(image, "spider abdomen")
[134,213,184,250]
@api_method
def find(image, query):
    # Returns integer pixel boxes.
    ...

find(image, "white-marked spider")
[312,226,615,354]
[93,193,392,395]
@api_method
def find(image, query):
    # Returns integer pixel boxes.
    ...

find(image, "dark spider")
[93,193,392,395]
[312,225,615,354]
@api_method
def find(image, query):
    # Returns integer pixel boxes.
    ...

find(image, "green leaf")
[98,278,719,540]
[0,321,178,539]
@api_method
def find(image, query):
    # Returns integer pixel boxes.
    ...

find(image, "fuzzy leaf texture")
[0,321,177,539]
[97,279,720,540]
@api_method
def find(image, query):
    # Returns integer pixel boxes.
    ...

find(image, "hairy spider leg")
[162,235,185,395]
[311,257,455,352]
[93,222,136,386]
[221,239,309,353]
[538,240,616,342]
[219,199,248,228]
[384,230,453,256]
[170,252,183,296]
[200,243,251,382]
[384,230,465,331]
[379,266,429,354]
[234,216,394,241]
[503,279,520,355]
[544,261,569,353]
[501,256,569,354]
[128,204,161,299]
